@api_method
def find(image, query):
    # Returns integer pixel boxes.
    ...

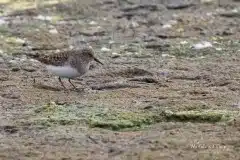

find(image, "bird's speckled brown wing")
[36,50,76,66]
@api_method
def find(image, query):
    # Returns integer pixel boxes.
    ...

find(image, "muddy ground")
[0,0,240,159]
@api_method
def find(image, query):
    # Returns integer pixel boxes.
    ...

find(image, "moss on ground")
[161,110,239,123]
[26,102,240,131]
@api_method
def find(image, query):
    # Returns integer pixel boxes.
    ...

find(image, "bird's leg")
[68,78,77,89]
[58,77,67,89]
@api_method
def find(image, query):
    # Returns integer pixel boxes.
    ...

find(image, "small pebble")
[69,45,74,50]
[0,57,4,63]
[22,66,36,72]
[15,38,25,44]
[11,67,20,72]
[1,92,20,99]
[35,15,52,21]
[101,47,111,52]
[215,48,222,51]
[49,28,58,34]
[180,41,188,45]
[9,59,18,65]
[125,52,133,56]
[111,52,121,58]
[162,54,175,58]
[89,21,97,25]
[162,24,172,29]
[201,0,214,4]
[0,19,6,25]
[130,21,139,28]
[192,41,213,50]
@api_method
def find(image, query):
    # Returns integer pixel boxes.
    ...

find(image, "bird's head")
[81,46,103,65]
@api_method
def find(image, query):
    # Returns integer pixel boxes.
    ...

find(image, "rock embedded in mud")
[201,0,215,4]
[22,66,36,72]
[219,9,240,18]
[192,41,213,50]
[101,47,111,52]
[144,42,170,51]
[111,52,121,58]
[11,67,20,72]
[166,0,195,9]
[0,57,4,64]
[1,125,18,134]
[1,91,20,99]
[0,75,9,81]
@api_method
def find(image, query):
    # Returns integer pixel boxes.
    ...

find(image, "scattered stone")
[79,27,105,36]
[125,52,134,56]
[0,18,7,25]
[121,4,161,12]
[162,20,178,29]
[0,57,4,64]
[128,77,160,84]
[11,67,20,72]
[156,33,181,39]
[201,0,215,4]
[162,54,175,58]
[144,42,170,51]
[123,46,138,52]
[129,21,139,28]
[215,48,222,51]
[1,92,20,99]
[0,76,9,81]
[216,28,234,36]
[192,41,213,50]
[22,66,36,72]
[9,59,18,65]
[101,47,111,52]
[69,45,74,50]
[15,38,26,44]
[29,59,39,63]
[20,55,27,62]
[232,102,240,108]
[34,15,52,21]
[166,1,195,9]
[162,24,172,29]
[180,41,188,45]
[111,52,121,58]
[1,125,18,134]
[219,9,240,18]
[89,21,97,25]
[49,28,58,34]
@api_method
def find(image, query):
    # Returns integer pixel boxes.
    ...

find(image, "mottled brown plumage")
[35,47,97,66]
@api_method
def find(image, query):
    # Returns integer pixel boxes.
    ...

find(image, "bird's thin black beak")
[93,56,103,65]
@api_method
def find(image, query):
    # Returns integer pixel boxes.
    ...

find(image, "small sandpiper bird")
[29,46,103,89]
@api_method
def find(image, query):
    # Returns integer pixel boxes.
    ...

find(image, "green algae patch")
[161,110,239,123]
[27,102,240,130]
[31,102,158,130]
[32,102,93,127]
[89,110,157,131]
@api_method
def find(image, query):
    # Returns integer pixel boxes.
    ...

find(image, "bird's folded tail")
[25,52,48,64]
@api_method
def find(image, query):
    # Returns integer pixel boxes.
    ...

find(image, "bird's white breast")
[46,65,80,78]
